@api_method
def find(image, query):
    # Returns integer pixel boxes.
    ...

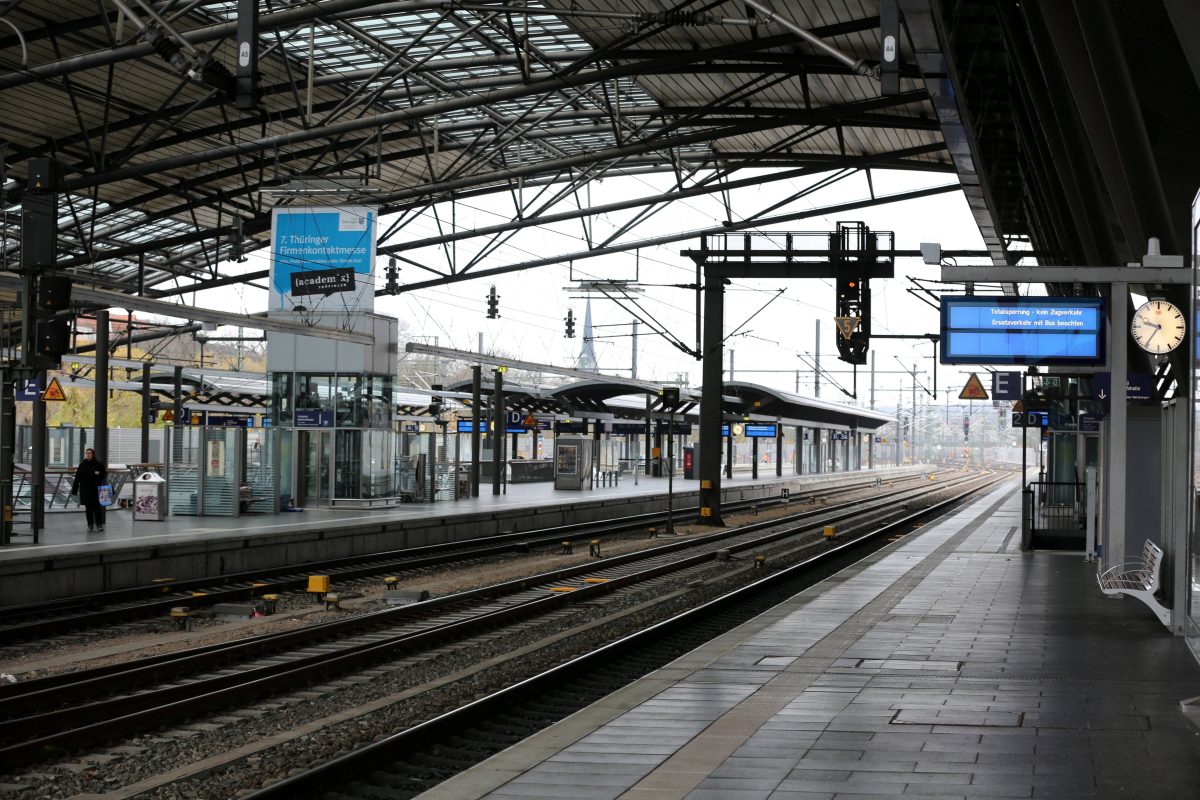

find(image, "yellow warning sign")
[523,414,537,428]
[162,409,174,422]
[40,377,67,402]
[834,316,861,340]
[1012,400,1024,412]
[958,373,989,401]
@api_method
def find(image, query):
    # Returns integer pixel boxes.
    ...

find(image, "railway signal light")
[836,275,861,303]
[963,416,970,440]
[564,308,575,338]
[486,285,499,319]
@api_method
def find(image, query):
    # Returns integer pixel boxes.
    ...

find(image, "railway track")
[0,471,927,646]
[0,470,992,774]
[243,471,1014,800]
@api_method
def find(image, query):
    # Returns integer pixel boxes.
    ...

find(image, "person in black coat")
[71,448,108,532]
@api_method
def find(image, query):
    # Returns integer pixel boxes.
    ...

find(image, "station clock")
[1130,299,1186,355]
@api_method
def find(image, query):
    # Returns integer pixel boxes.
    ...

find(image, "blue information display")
[721,423,777,437]
[941,297,1105,366]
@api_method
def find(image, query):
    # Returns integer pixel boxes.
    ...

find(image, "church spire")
[578,297,598,372]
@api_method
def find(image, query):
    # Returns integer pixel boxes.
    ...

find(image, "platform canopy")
[0,1,1193,328]
[446,376,889,429]
[0,0,951,304]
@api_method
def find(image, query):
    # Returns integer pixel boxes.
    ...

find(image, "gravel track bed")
[0,478,964,798]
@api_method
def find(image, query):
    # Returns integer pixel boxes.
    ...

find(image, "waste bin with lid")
[134,472,167,521]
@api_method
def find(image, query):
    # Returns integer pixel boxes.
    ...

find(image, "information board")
[940,297,1105,366]
[269,206,376,316]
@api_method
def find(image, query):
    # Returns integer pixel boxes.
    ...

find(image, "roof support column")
[95,310,109,465]
[698,265,725,526]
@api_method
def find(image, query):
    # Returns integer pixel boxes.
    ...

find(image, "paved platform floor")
[422,480,1200,800]
[0,466,907,561]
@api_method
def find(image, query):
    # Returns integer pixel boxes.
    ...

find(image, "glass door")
[297,430,332,507]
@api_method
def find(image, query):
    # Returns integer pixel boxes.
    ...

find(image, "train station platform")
[423,479,1200,800]
[0,465,923,606]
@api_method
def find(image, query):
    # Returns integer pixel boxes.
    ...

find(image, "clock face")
[1130,299,1186,354]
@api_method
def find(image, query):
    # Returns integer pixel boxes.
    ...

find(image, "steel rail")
[0,474,978,763]
[243,474,1011,799]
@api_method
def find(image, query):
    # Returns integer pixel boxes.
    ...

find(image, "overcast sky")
[201,165,996,410]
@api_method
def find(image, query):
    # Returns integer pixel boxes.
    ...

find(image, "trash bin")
[134,471,167,521]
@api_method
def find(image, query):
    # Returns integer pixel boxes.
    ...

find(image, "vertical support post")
[776,427,783,477]
[1106,281,1128,569]
[235,0,259,110]
[141,365,151,464]
[491,368,503,496]
[95,310,109,464]
[644,393,651,475]
[698,266,725,525]
[667,405,675,534]
[796,426,804,474]
[1085,465,1097,562]
[814,320,821,398]
[31,368,46,538]
[631,320,638,380]
[470,365,481,497]
[172,366,184,461]
[0,371,14,544]
[751,435,758,480]
[870,351,876,409]
[725,429,733,479]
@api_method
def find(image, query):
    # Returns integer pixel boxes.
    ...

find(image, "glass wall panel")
[335,430,362,498]
[279,429,294,506]
[336,374,363,427]
[245,429,277,513]
[201,428,238,515]
[361,429,393,498]
[167,426,200,516]
[296,374,332,411]
[365,375,391,429]
[270,373,293,427]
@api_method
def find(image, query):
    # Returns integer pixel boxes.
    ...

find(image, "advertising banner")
[270,206,376,315]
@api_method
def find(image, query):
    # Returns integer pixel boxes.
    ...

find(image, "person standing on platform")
[71,448,108,532]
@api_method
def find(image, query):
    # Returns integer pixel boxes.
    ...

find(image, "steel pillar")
[31,369,46,537]
[141,365,151,463]
[0,373,14,544]
[492,369,503,496]
[95,311,109,464]
[470,365,481,497]
[697,271,725,525]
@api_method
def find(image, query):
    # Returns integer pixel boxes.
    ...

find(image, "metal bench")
[1097,540,1170,626]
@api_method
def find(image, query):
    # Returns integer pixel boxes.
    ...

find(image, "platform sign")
[1079,415,1101,432]
[269,206,376,316]
[15,379,41,401]
[1011,411,1048,428]
[294,409,334,427]
[991,371,1022,401]
[1093,372,1153,414]
[940,296,1105,366]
